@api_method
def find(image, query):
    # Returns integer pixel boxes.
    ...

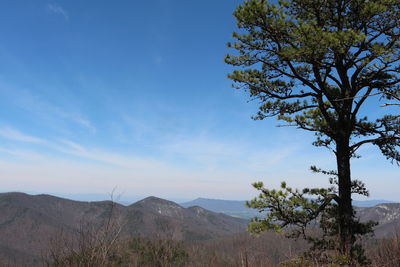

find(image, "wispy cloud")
[58,112,96,134]
[0,125,162,169]
[0,129,397,200]
[47,3,69,21]
[0,147,48,161]
[4,88,95,134]
[58,139,168,169]
[0,126,45,144]
[161,133,302,172]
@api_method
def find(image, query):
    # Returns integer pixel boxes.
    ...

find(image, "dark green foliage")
[247,174,377,265]
[225,0,400,160]
[226,0,400,264]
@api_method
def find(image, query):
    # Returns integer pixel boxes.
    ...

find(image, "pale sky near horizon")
[0,0,398,202]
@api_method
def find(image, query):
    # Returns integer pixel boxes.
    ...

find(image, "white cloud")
[161,134,303,172]
[47,3,69,21]
[0,147,48,161]
[0,126,45,144]
[58,139,86,152]
[0,124,396,201]
[66,146,168,170]
[0,134,398,201]
[3,88,95,134]
[59,112,96,134]
[0,146,271,200]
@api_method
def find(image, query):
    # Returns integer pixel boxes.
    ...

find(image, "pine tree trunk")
[336,139,354,260]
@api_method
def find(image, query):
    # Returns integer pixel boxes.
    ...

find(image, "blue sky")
[0,0,398,202]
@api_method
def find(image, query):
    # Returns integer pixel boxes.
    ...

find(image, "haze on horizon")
[0,0,398,202]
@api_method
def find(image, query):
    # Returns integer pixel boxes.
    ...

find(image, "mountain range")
[180,197,397,219]
[0,192,246,265]
[0,192,399,265]
[357,203,400,237]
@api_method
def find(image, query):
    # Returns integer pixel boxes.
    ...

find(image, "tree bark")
[336,138,354,260]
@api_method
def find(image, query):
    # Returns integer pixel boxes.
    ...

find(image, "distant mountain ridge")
[353,199,396,207]
[357,203,400,237]
[0,193,247,265]
[180,198,259,219]
[180,197,397,219]
[1,193,399,265]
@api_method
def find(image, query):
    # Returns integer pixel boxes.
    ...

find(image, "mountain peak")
[130,196,185,217]
[134,196,181,207]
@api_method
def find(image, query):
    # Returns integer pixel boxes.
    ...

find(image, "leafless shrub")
[44,199,126,267]
[186,232,306,267]
[368,232,400,267]
[128,237,188,267]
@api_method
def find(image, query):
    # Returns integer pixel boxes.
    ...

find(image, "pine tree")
[225,0,400,264]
